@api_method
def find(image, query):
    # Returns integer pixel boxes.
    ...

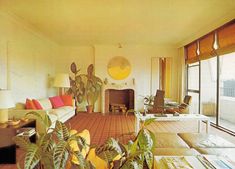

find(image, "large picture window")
[185,19,235,134]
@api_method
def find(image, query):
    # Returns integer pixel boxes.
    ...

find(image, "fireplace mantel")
[101,81,136,114]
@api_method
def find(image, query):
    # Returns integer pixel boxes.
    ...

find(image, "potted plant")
[68,62,102,113]
[14,112,156,169]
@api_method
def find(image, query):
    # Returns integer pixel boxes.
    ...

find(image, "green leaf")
[37,133,55,153]
[95,138,123,164]
[41,151,54,169]
[120,161,141,169]
[129,140,138,155]
[71,151,86,168]
[24,144,40,169]
[137,129,153,151]
[143,118,156,127]
[144,150,153,169]
[148,129,156,151]
[53,141,69,169]
[55,120,70,141]
[26,111,51,132]
[13,136,30,151]
[71,62,77,74]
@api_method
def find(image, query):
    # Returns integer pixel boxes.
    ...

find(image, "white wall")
[95,45,178,111]
[0,11,179,111]
[55,45,178,112]
[0,11,59,103]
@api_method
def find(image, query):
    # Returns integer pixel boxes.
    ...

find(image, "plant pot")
[86,105,93,113]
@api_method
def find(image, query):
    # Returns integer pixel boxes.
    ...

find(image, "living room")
[0,0,235,169]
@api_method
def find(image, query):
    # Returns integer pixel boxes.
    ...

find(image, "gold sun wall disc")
[107,56,131,80]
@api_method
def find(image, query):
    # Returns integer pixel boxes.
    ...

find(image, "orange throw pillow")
[32,99,43,110]
[25,99,36,109]
[60,95,73,106]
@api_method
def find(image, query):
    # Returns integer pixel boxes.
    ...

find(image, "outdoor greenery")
[14,112,156,169]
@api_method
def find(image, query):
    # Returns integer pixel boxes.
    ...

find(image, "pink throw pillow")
[49,96,64,108]
[32,99,43,110]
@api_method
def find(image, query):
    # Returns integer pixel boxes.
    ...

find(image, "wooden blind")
[199,33,216,60]
[185,42,198,64]
[217,21,235,55]
[184,19,235,63]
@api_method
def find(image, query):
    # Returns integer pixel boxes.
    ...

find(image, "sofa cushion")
[178,133,235,148]
[38,98,52,109]
[155,133,189,148]
[25,99,36,109]
[49,96,64,108]
[153,148,199,156]
[60,95,73,106]
[32,99,43,110]
[49,106,74,119]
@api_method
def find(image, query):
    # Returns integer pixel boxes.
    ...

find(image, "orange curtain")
[185,42,198,64]
[199,32,216,60]
[217,21,235,55]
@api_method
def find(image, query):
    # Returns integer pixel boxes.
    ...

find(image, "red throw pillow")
[32,99,43,110]
[49,96,64,108]
[60,95,73,106]
[25,99,36,110]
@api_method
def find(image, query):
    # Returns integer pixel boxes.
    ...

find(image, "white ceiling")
[0,0,235,46]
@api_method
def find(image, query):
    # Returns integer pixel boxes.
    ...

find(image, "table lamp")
[54,73,70,95]
[0,90,15,123]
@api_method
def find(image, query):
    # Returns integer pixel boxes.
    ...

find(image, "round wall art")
[107,56,131,80]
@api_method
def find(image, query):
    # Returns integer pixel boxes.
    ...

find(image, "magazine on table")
[203,155,235,169]
[17,127,35,137]
[161,157,193,169]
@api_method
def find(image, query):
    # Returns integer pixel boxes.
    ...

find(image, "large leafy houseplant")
[14,112,156,169]
[68,62,102,113]
[14,112,94,169]
[95,112,156,169]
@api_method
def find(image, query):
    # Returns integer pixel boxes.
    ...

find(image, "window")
[201,57,217,123]
[219,52,235,131]
[187,62,200,114]
[185,19,235,134]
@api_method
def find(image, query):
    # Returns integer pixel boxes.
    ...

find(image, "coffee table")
[135,113,210,134]
[0,119,36,164]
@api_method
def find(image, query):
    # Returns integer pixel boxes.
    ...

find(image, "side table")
[0,119,36,164]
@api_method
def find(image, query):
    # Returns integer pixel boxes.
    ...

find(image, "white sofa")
[9,98,76,133]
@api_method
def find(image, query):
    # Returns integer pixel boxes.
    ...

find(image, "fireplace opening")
[105,89,134,114]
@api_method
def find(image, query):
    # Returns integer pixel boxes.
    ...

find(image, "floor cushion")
[155,133,189,148]
[178,133,235,148]
[195,148,235,161]
[153,148,199,156]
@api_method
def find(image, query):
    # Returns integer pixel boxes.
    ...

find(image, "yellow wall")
[0,11,60,102]
[0,11,180,111]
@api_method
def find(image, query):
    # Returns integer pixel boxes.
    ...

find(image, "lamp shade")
[0,90,15,109]
[54,73,70,88]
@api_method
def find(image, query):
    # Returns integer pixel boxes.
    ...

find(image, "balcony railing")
[220,87,235,97]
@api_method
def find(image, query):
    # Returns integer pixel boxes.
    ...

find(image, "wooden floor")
[1,113,235,169]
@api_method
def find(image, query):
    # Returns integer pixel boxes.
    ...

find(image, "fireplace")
[101,81,136,114]
[105,89,134,114]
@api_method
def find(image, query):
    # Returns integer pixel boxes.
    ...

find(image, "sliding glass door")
[187,62,200,114]
[219,52,235,131]
[186,52,235,133]
[200,57,217,123]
